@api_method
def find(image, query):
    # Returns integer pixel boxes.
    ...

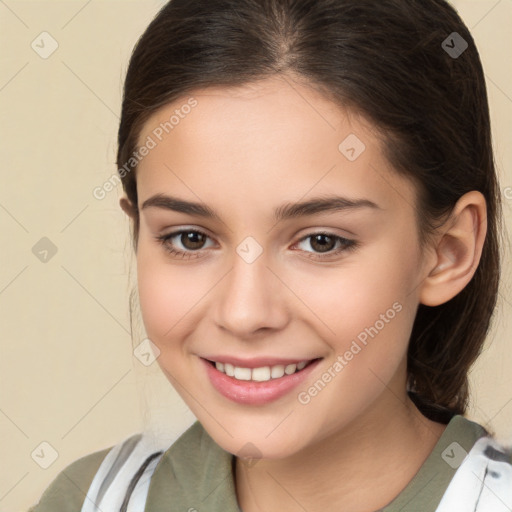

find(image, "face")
[132,75,430,459]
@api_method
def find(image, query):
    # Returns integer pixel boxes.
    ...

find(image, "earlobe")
[120,196,137,219]
[419,191,487,307]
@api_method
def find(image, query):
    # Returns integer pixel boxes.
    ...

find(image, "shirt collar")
[145,415,487,512]
[145,420,241,511]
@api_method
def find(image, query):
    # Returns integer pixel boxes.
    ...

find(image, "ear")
[119,196,137,219]
[419,191,487,307]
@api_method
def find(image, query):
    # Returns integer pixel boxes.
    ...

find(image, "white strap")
[121,452,164,512]
[80,433,168,512]
[435,436,512,511]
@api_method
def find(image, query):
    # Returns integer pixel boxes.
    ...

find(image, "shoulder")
[27,429,187,512]
[436,430,512,511]
[27,431,171,512]
[27,443,114,512]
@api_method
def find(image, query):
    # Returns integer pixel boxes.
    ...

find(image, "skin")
[120,74,487,512]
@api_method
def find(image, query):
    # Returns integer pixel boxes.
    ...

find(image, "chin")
[196,413,315,461]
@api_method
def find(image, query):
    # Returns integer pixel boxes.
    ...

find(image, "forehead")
[138,75,356,145]
[134,76,417,216]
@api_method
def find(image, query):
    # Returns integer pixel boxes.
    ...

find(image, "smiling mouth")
[204,358,322,382]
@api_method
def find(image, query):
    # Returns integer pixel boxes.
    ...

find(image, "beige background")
[0,1,511,511]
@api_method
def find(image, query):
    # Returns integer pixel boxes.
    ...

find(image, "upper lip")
[201,355,320,368]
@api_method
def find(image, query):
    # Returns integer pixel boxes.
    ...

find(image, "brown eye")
[155,229,214,259]
[294,231,358,260]
[309,234,337,253]
[155,229,358,261]
[180,231,207,250]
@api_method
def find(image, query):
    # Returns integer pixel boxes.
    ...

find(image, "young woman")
[29,0,511,511]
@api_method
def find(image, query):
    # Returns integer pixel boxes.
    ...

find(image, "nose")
[213,245,289,338]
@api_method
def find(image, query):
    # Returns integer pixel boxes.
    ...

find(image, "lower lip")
[201,357,322,405]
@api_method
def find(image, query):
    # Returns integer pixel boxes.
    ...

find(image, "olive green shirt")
[28,415,488,511]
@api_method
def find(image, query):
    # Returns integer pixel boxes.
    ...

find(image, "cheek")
[288,260,418,433]
[136,244,199,344]
[289,247,418,344]
[285,238,420,387]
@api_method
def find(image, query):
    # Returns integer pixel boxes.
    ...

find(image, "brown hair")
[117,0,503,421]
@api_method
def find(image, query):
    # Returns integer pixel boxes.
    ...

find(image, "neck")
[235,393,447,512]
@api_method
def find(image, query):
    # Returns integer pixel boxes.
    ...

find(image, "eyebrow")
[141,193,381,222]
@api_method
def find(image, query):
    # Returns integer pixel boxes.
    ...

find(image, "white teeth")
[213,360,311,381]
[234,367,251,380]
[252,366,271,382]
[225,363,235,377]
[271,365,285,379]
[284,363,297,375]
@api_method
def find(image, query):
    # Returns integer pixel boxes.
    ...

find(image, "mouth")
[200,356,323,405]
[203,358,321,382]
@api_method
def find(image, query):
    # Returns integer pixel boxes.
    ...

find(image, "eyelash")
[155,229,359,261]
